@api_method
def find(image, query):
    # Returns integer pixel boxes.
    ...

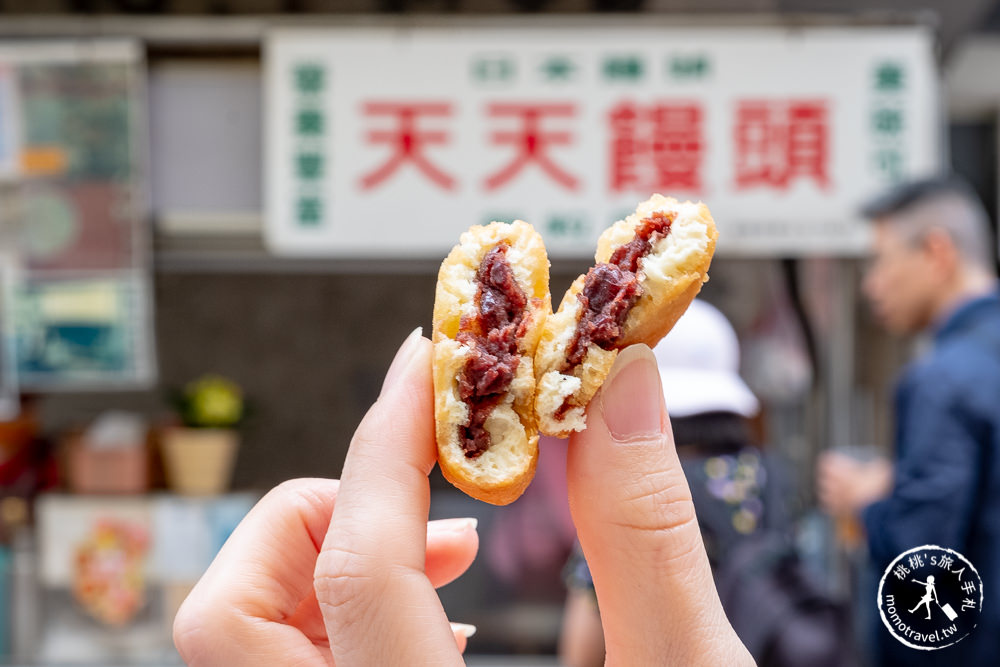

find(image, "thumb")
[567,344,753,666]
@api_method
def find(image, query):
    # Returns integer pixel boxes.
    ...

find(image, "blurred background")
[0,1,997,665]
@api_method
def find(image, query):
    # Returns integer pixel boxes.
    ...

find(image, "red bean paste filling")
[555,211,675,419]
[456,243,528,458]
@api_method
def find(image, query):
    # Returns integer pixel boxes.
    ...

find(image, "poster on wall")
[11,276,152,389]
[265,24,941,259]
[0,41,153,390]
[34,494,256,662]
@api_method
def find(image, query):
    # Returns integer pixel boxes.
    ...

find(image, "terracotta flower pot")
[161,428,239,496]
[65,433,149,495]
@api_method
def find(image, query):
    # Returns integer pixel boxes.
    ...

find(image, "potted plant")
[161,375,244,496]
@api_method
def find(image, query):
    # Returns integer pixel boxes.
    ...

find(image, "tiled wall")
[38,259,904,495]
[38,268,591,491]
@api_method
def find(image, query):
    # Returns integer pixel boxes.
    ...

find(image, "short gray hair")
[862,176,994,270]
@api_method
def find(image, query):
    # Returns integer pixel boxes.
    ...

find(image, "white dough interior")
[536,197,710,434]
[441,224,541,472]
[536,370,584,434]
[604,199,710,285]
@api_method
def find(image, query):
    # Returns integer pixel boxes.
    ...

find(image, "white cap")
[652,300,760,418]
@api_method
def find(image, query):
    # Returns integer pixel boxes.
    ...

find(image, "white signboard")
[265,24,940,258]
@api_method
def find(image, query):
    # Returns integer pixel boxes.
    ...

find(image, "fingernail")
[451,623,477,638]
[430,517,479,533]
[380,327,423,397]
[600,344,664,441]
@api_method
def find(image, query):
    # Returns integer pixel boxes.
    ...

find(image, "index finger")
[314,328,463,666]
[321,327,437,567]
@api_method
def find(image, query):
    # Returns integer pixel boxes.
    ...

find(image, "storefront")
[0,14,968,662]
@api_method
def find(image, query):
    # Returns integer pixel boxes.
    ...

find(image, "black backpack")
[683,452,854,667]
[713,533,853,667]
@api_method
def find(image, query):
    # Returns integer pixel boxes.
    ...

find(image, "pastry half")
[534,195,718,437]
[433,221,550,505]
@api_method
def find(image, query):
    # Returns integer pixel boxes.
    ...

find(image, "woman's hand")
[173,329,478,665]
[817,450,892,516]
[566,344,755,666]
[175,332,754,665]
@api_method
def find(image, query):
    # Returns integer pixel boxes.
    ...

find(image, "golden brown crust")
[619,277,707,348]
[438,434,539,505]
[604,199,717,347]
[432,221,550,505]
[534,195,717,437]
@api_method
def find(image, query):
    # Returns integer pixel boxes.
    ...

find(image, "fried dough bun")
[433,221,550,505]
[534,195,718,437]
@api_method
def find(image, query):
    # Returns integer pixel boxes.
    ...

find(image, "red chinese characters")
[734,100,830,190]
[359,101,456,191]
[354,98,832,195]
[484,103,579,191]
[609,101,704,193]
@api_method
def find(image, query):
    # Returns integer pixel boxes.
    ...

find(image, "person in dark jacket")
[818,176,1000,666]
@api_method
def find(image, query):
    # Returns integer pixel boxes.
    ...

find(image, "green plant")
[173,375,244,429]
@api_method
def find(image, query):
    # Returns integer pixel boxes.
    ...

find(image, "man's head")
[861,176,996,334]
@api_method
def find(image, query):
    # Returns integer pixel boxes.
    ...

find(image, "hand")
[817,450,893,516]
[567,345,755,666]
[173,329,478,665]
[175,333,754,665]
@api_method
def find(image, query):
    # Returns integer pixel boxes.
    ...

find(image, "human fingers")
[817,482,846,515]
[451,623,477,653]
[816,456,838,511]
[817,451,855,480]
[314,329,464,666]
[174,478,340,667]
[426,518,480,587]
[566,345,754,666]
[816,454,857,514]
[174,477,478,666]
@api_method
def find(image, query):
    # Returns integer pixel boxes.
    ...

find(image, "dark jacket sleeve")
[862,372,981,567]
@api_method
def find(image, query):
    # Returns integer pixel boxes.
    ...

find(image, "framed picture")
[0,40,154,390]
[10,274,153,389]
